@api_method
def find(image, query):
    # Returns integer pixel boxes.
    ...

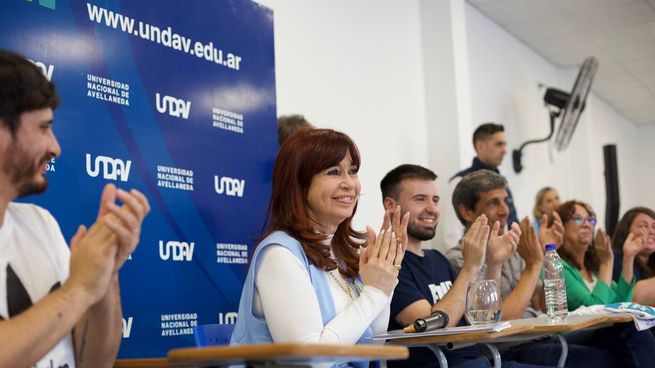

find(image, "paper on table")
[371,321,512,340]
[570,302,655,331]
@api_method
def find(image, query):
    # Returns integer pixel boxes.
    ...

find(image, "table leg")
[425,344,449,368]
[481,343,501,368]
[554,333,568,368]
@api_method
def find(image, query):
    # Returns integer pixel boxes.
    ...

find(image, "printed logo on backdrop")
[212,107,244,134]
[214,176,245,198]
[86,154,132,182]
[156,93,191,119]
[44,157,56,173]
[29,59,54,81]
[159,241,194,262]
[218,312,238,325]
[156,165,194,191]
[86,74,130,106]
[161,313,198,336]
[26,0,56,10]
[86,3,243,70]
[122,317,133,338]
[216,243,248,264]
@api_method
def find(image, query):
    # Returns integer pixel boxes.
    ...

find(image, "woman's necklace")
[327,269,356,301]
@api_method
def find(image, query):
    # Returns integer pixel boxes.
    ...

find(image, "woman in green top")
[555,200,645,311]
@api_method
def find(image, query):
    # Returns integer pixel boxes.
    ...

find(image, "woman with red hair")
[231,128,408,368]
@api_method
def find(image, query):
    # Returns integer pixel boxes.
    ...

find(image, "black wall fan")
[512,57,599,173]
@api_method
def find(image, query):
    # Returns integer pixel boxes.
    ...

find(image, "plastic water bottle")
[544,244,568,322]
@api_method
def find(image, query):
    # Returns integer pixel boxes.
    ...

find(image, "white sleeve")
[369,291,392,339]
[255,245,390,344]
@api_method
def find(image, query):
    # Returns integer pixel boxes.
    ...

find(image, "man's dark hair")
[452,170,507,225]
[277,114,314,145]
[472,122,504,147]
[380,164,437,202]
[0,50,59,135]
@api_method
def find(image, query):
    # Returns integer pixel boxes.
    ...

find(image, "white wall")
[464,4,653,232]
[466,4,579,220]
[636,124,655,210]
[255,0,429,231]
[254,0,654,244]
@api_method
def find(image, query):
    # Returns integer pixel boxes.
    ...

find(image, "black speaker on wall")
[603,144,620,236]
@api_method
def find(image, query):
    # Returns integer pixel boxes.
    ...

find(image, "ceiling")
[468,0,655,125]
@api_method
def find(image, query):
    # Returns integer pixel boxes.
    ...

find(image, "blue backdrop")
[1,0,276,358]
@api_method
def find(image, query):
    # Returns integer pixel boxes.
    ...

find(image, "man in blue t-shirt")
[381,164,531,368]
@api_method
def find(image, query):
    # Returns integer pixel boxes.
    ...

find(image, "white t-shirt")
[0,202,75,368]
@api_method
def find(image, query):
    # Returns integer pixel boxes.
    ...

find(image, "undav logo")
[159,241,195,261]
[29,59,54,81]
[218,312,238,325]
[214,176,245,198]
[122,317,133,338]
[86,154,132,182]
[156,93,191,119]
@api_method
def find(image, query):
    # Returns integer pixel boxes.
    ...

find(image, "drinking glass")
[465,279,502,325]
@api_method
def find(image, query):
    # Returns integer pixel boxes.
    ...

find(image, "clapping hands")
[360,206,409,296]
[97,184,151,271]
[623,228,648,259]
[461,215,490,272]
[517,217,544,268]
[594,228,613,266]
[538,212,564,249]
[487,221,521,266]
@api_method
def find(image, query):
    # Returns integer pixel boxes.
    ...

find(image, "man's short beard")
[407,222,436,241]
[16,174,48,197]
[3,143,49,198]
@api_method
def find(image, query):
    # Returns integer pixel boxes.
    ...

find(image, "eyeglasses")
[571,215,597,226]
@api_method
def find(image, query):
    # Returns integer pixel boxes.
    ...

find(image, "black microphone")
[413,311,449,332]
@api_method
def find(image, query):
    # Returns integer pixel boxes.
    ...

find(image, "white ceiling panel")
[468,0,655,124]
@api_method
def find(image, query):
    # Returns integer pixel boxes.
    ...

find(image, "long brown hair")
[556,200,600,274]
[262,128,365,278]
[612,207,655,278]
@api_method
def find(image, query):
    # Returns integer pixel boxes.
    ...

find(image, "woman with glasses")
[554,201,655,367]
[611,207,655,305]
[554,200,644,311]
